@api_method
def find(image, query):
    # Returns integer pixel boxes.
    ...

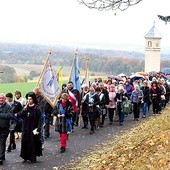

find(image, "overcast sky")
[0,0,169,51]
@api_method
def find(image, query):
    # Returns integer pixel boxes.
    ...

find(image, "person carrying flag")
[67,81,81,129]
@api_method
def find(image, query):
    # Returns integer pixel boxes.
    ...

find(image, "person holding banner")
[54,93,73,153]
[67,81,80,129]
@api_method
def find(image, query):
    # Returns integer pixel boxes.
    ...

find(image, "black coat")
[81,91,89,114]
[0,102,12,129]
[18,104,42,162]
[150,87,160,101]
[10,100,23,132]
[84,93,100,113]
[101,89,109,105]
[141,86,150,102]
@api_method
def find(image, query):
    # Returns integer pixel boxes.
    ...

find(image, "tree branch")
[78,0,143,11]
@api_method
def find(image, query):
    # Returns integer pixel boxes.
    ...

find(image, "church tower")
[144,23,162,73]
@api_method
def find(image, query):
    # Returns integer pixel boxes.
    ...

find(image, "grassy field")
[0,75,108,97]
[5,64,108,77]
[0,82,37,97]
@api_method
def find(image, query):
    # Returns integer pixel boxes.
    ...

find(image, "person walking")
[84,87,100,134]
[67,81,80,128]
[107,85,116,125]
[115,87,128,125]
[150,81,160,115]
[16,92,42,163]
[98,83,109,127]
[0,93,12,165]
[141,81,150,118]
[131,85,143,121]
[80,84,89,129]
[5,93,23,152]
[54,93,73,153]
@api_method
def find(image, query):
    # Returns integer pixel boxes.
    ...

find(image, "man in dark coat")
[0,93,12,165]
[6,92,23,152]
[67,81,81,128]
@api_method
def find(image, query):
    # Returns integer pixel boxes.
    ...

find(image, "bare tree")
[78,0,142,11]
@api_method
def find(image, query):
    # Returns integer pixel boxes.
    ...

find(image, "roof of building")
[145,24,161,38]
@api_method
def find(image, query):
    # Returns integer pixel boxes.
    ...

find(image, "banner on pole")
[38,57,61,107]
[69,49,81,91]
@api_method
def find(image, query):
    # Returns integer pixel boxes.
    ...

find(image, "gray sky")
[0,0,169,51]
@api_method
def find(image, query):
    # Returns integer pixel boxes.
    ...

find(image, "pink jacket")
[107,92,116,108]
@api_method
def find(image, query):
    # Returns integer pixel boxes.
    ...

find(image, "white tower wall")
[144,25,161,73]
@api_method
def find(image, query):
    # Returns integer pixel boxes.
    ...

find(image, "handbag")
[161,95,165,100]
[9,123,17,131]
[97,107,102,115]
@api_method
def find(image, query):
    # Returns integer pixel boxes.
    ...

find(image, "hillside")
[0,42,170,76]
[64,109,170,170]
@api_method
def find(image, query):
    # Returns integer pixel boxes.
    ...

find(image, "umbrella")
[136,72,148,76]
[117,73,126,77]
[149,71,157,74]
[130,74,145,81]
[108,75,123,81]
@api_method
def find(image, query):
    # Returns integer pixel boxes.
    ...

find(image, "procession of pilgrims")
[0,72,170,165]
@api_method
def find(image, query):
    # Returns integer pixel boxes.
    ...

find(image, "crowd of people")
[0,72,169,165]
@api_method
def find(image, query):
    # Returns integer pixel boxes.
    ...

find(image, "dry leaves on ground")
[65,108,170,170]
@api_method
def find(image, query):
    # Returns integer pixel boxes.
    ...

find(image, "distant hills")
[0,42,169,75]
[0,42,169,64]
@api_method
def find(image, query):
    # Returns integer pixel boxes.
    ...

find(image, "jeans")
[117,107,124,123]
[142,102,148,115]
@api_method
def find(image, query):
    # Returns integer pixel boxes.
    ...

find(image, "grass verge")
[63,109,170,170]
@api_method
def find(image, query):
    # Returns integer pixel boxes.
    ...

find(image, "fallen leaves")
[64,108,170,170]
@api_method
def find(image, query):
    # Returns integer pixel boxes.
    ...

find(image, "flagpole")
[78,57,89,127]
[84,58,89,86]
[37,49,52,87]
[68,48,78,82]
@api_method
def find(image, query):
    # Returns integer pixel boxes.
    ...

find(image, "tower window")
[147,41,152,47]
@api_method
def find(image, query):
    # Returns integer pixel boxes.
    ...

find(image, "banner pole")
[68,48,78,82]
[37,49,52,87]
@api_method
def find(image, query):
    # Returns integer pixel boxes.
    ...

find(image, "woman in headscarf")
[15,92,42,163]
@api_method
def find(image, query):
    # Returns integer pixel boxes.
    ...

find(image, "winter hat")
[25,92,37,104]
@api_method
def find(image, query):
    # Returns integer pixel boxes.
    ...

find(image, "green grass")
[0,75,108,98]
[0,82,37,97]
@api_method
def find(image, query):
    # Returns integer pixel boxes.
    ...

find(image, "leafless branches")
[78,0,143,11]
